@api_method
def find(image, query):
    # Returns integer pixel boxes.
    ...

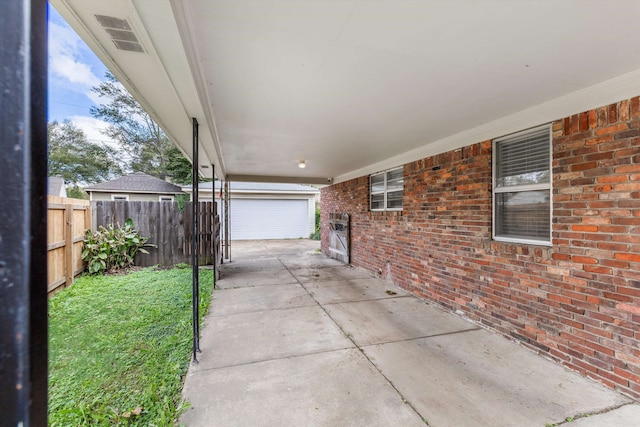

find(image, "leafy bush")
[82,218,155,274]
[310,207,321,240]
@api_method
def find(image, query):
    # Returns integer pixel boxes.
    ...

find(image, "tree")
[48,120,122,186]
[165,146,194,185]
[66,186,88,200]
[90,71,192,181]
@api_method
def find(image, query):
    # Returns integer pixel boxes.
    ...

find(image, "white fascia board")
[334,68,640,184]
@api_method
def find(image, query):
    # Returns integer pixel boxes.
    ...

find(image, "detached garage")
[183,182,319,240]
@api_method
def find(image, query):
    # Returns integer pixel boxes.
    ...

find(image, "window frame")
[370,167,404,212]
[492,124,552,246]
[111,194,129,201]
[159,195,174,202]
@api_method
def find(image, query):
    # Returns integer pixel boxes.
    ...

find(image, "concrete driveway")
[180,240,638,427]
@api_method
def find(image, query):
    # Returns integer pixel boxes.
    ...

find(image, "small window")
[111,194,129,201]
[493,125,552,245]
[159,196,174,202]
[370,167,404,211]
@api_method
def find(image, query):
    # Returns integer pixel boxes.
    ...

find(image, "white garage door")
[225,199,309,240]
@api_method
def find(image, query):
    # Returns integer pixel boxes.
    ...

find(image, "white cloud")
[69,115,116,146]
[70,115,133,165]
[48,22,101,95]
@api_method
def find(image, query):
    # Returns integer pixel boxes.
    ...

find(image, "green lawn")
[48,266,214,426]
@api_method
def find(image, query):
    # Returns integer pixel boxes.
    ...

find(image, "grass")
[48,265,213,426]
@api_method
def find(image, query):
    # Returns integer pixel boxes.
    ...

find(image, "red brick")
[617,303,640,315]
[552,253,571,261]
[572,224,599,232]
[615,164,640,174]
[620,100,630,122]
[597,175,627,183]
[597,107,608,127]
[571,162,598,172]
[613,368,640,386]
[609,104,619,124]
[588,109,598,130]
[572,256,598,264]
[579,112,589,132]
[595,123,627,136]
[614,252,640,262]
[322,96,640,400]
[631,97,640,119]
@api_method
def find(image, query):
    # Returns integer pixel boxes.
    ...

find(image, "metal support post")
[224,178,230,260]
[0,0,48,424]
[212,163,216,289]
[191,118,200,362]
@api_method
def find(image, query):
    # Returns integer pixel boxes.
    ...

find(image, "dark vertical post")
[224,178,230,260]
[191,118,200,362]
[0,0,48,424]
[212,164,217,289]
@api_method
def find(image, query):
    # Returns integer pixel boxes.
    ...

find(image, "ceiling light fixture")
[298,160,306,169]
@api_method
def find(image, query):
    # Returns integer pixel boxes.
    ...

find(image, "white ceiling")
[52,0,640,184]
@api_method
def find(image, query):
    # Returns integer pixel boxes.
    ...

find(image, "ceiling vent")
[95,15,144,53]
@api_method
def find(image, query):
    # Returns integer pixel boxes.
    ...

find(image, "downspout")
[191,118,200,363]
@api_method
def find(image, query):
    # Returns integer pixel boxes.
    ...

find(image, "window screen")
[493,125,551,244]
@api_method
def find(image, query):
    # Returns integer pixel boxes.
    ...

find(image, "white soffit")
[53,0,640,183]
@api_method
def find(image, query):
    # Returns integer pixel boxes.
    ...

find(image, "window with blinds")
[493,125,551,245]
[370,167,404,211]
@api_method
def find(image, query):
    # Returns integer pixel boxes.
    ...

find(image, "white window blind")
[493,125,551,245]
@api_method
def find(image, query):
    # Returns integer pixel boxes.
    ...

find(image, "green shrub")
[82,218,155,274]
[310,207,321,240]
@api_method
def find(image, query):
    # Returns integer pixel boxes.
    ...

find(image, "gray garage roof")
[85,172,184,194]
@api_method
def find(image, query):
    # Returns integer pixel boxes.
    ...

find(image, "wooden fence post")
[64,204,73,288]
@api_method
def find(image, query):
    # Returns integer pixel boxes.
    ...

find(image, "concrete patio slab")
[323,296,478,346]
[222,241,273,260]
[570,404,640,427]
[304,277,410,305]
[216,267,298,289]
[180,349,425,427]
[219,257,286,274]
[363,329,631,427]
[210,283,316,315]
[260,239,322,256]
[181,240,634,427]
[290,265,374,283]
[192,305,353,371]
[276,253,345,269]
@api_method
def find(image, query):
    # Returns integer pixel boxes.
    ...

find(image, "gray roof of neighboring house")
[183,181,319,193]
[48,176,66,196]
[85,172,184,194]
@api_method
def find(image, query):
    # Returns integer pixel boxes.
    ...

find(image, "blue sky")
[47,4,112,144]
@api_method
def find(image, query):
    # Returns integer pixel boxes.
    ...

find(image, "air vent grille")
[95,14,144,53]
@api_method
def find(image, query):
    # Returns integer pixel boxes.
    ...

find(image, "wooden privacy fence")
[183,202,222,275]
[92,201,221,270]
[47,196,91,294]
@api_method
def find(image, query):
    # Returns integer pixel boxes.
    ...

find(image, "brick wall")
[321,96,640,399]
